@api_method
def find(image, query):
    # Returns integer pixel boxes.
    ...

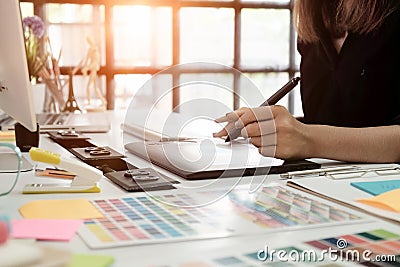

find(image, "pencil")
[225,77,301,142]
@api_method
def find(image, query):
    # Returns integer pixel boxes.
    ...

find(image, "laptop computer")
[0,112,110,133]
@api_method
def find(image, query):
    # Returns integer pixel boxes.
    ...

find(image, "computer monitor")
[0,0,37,132]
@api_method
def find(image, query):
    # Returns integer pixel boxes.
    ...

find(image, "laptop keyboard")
[36,113,69,125]
[0,111,110,132]
[0,113,69,127]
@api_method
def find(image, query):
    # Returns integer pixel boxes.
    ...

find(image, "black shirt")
[298,8,400,127]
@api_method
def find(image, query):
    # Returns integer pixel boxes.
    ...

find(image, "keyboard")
[0,112,110,133]
[36,113,69,125]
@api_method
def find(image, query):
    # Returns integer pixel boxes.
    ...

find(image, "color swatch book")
[287,177,400,223]
[147,228,400,267]
[78,184,370,249]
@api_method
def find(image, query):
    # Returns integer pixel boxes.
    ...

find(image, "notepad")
[19,199,104,220]
[350,179,400,196]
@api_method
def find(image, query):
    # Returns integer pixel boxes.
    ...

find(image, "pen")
[225,77,301,142]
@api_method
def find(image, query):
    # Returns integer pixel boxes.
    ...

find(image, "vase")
[31,83,46,114]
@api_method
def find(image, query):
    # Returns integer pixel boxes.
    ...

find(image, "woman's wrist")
[299,123,318,159]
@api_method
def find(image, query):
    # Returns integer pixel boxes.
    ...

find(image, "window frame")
[21,0,298,112]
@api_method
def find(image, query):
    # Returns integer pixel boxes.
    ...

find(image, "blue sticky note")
[350,180,400,196]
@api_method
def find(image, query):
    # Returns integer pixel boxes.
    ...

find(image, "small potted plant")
[22,15,48,83]
[22,15,50,113]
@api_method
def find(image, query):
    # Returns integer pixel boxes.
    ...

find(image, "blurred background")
[20,0,302,116]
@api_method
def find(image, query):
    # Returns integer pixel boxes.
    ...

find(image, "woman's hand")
[213,105,312,160]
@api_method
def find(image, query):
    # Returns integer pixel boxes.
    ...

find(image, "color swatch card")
[147,228,400,267]
[231,186,362,228]
[79,185,368,249]
[80,195,231,249]
[350,179,400,196]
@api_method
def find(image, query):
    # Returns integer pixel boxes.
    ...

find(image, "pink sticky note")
[10,219,83,241]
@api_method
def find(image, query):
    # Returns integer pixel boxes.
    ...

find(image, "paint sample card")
[147,228,400,266]
[78,185,367,249]
[80,196,231,249]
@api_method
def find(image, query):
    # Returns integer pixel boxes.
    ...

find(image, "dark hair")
[294,0,400,43]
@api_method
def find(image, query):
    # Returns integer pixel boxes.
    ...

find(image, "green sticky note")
[368,229,400,240]
[67,254,114,267]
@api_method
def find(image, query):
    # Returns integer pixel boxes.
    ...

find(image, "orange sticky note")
[19,199,104,219]
[357,188,400,212]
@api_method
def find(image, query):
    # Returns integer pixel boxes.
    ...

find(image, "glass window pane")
[179,73,234,116]
[241,9,290,68]
[293,71,303,117]
[44,4,105,66]
[47,24,105,66]
[124,73,173,112]
[113,6,172,67]
[20,3,34,17]
[114,74,152,110]
[294,32,301,68]
[180,8,234,65]
[240,73,289,108]
[46,4,97,23]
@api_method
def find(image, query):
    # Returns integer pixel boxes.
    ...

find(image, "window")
[20,0,301,116]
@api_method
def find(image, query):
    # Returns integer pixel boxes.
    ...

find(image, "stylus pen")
[225,77,301,142]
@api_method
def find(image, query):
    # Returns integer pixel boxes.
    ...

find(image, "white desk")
[0,111,398,267]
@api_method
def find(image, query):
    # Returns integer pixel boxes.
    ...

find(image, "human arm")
[213,106,400,163]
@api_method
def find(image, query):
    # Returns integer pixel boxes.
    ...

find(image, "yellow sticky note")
[19,199,104,219]
[357,188,400,212]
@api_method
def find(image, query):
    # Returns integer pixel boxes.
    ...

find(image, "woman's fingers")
[238,107,274,127]
[214,116,229,123]
[213,121,235,138]
[215,108,248,123]
[214,108,248,137]
[215,105,310,160]
[214,106,274,139]
[241,120,275,138]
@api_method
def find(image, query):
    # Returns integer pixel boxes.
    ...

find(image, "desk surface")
[0,110,398,267]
